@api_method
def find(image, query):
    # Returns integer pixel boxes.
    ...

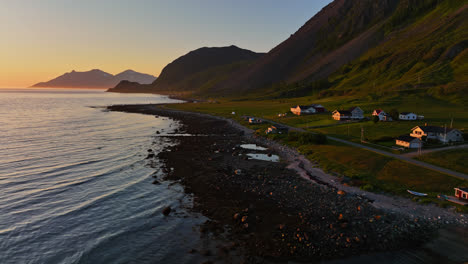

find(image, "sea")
[0,88,212,264]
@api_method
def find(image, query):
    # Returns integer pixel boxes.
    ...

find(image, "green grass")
[324,1,468,104]
[295,142,468,212]
[166,96,468,212]
[415,148,468,175]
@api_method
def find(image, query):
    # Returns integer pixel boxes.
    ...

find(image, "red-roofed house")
[372,109,392,121]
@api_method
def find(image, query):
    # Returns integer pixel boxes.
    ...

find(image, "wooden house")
[410,126,463,143]
[349,107,364,119]
[290,105,316,115]
[454,187,468,201]
[372,109,392,121]
[248,118,263,124]
[395,135,422,149]
[332,110,352,120]
[399,112,417,120]
[266,125,289,134]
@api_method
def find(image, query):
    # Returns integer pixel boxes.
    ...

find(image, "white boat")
[407,190,428,197]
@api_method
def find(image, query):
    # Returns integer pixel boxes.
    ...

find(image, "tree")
[372,115,380,123]
[389,109,399,121]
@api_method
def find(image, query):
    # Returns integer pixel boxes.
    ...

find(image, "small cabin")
[248,118,262,124]
[399,112,417,120]
[310,104,326,113]
[332,110,352,121]
[395,135,422,149]
[454,187,468,201]
[290,105,316,116]
[372,109,392,121]
[266,125,289,134]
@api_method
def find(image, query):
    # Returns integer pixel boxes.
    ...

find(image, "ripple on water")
[0,89,211,264]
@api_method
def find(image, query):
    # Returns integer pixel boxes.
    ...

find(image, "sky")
[0,0,333,88]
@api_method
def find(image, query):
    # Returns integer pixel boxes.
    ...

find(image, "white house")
[399,112,417,120]
[396,135,422,149]
[410,126,464,143]
[372,109,392,121]
[290,105,317,116]
[349,107,364,119]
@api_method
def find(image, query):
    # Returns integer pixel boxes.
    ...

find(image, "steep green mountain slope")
[327,0,468,103]
[211,0,467,103]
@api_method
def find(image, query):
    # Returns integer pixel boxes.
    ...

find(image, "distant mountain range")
[108,46,263,93]
[109,0,467,102]
[32,69,156,89]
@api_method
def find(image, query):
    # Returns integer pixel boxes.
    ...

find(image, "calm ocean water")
[0,89,209,264]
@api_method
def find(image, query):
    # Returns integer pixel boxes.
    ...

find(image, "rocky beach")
[108,104,467,263]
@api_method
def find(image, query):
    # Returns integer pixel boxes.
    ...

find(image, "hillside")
[32,69,156,89]
[108,46,263,94]
[107,80,153,93]
[211,0,467,102]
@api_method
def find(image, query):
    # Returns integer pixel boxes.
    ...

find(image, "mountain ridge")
[108,46,264,93]
[32,69,157,89]
[212,0,467,99]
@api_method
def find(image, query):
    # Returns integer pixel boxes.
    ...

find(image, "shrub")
[373,136,394,142]
[361,184,374,191]
[287,132,327,145]
[389,109,399,120]
[372,115,380,123]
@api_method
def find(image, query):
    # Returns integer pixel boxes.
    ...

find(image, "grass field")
[415,149,468,175]
[167,96,468,211]
[172,95,467,143]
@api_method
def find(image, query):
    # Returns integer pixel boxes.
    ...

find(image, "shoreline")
[108,104,467,262]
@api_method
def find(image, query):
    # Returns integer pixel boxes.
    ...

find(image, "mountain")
[114,70,157,84]
[211,0,467,100]
[108,45,264,94]
[107,80,153,93]
[32,69,156,88]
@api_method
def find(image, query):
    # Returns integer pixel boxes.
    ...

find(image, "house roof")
[396,135,420,142]
[349,106,360,111]
[374,109,383,114]
[335,110,352,115]
[271,125,288,130]
[296,105,315,110]
[455,187,468,193]
[413,126,457,133]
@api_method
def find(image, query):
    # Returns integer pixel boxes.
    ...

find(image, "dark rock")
[201,250,212,256]
[162,206,171,216]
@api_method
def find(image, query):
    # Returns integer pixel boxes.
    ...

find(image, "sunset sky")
[0,0,332,88]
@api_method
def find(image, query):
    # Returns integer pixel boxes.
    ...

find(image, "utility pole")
[418,138,422,156]
[361,126,364,143]
[444,124,447,144]
[450,117,453,129]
